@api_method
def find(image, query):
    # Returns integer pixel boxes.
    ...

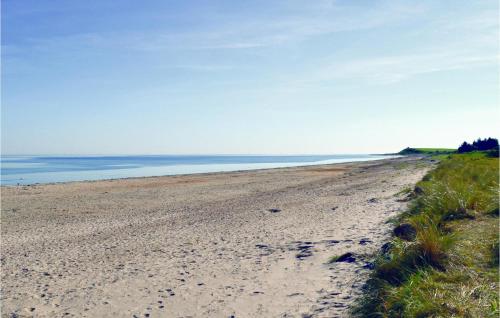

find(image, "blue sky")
[1,0,498,154]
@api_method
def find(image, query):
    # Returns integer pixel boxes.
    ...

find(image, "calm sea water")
[0,154,395,185]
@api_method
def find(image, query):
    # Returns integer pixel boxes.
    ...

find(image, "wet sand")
[1,157,429,317]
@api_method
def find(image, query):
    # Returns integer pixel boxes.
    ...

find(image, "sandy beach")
[1,157,430,318]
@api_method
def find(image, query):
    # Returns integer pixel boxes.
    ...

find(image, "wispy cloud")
[3,1,497,85]
[134,2,426,51]
[161,64,239,72]
[5,1,427,54]
[312,52,498,84]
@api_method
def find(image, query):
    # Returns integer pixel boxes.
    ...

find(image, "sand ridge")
[1,157,430,317]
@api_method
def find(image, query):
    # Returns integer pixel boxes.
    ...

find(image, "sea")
[0,154,396,185]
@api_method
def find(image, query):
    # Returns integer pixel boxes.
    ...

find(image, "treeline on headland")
[399,137,499,157]
[353,139,499,317]
[458,137,499,154]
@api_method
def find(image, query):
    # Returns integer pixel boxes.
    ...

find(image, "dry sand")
[1,157,430,318]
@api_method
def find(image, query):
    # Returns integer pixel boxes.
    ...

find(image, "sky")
[1,0,499,155]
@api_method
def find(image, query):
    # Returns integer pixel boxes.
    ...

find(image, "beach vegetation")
[395,187,412,196]
[328,255,342,263]
[328,252,356,264]
[352,147,499,317]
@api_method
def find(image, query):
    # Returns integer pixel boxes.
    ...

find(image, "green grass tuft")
[395,187,412,196]
[328,255,341,263]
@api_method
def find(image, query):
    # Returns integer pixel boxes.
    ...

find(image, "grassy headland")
[398,147,456,155]
[352,150,499,317]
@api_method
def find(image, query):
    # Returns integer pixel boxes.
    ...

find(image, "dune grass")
[352,152,499,317]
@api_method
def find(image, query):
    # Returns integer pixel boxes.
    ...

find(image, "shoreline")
[1,156,429,317]
[1,155,400,187]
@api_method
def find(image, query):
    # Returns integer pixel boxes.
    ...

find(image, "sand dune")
[1,157,429,317]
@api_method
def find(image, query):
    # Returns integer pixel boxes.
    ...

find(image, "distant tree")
[472,138,483,150]
[457,141,474,153]
[483,137,499,150]
[399,147,421,155]
[457,138,498,153]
